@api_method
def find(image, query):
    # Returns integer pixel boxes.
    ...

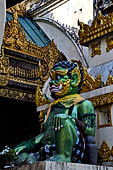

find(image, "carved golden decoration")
[0,87,35,102]
[2,11,64,89]
[99,140,111,162]
[104,75,113,86]
[91,41,101,57]
[0,48,42,87]
[78,10,113,45]
[0,49,10,75]
[0,75,9,87]
[106,37,113,52]
[99,141,113,162]
[3,12,28,52]
[39,110,45,132]
[35,85,51,131]
[71,64,81,88]
[3,12,64,64]
[35,85,50,107]
[7,2,27,16]
[9,66,39,79]
[90,92,113,107]
[10,76,42,87]
[80,67,101,93]
[0,49,11,86]
[3,12,51,59]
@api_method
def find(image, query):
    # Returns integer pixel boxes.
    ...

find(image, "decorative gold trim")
[0,49,10,86]
[0,87,35,102]
[106,37,113,52]
[91,41,101,57]
[2,11,65,89]
[98,140,111,162]
[80,67,101,93]
[90,92,113,107]
[3,11,44,59]
[78,10,113,45]
[97,104,112,129]
[99,140,113,162]
[0,75,9,87]
[9,76,42,87]
[0,49,10,75]
[35,85,50,107]
[7,2,27,16]
[104,75,113,86]
[0,48,42,87]
[3,12,52,59]
[1,44,64,91]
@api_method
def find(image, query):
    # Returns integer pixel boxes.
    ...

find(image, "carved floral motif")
[35,85,50,107]
[98,140,113,162]
[99,140,111,162]
[91,41,101,57]
[7,2,26,16]
[0,87,35,102]
[106,37,113,52]
[78,10,113,45]
[80,67,101,93]
[104,75,113,86]
[2,12,65,86]
[90,92,113,107]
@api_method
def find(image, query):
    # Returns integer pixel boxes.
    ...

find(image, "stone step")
[6,161,113,170]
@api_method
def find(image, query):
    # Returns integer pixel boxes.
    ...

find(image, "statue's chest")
[46,104,68,125]
[42,103,68,145]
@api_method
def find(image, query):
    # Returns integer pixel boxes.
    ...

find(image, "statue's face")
[49,66,80,99]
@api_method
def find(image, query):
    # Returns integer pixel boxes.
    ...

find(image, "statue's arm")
[14,133,44,154]
[78,100,96,136]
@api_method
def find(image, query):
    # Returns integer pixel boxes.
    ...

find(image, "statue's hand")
[14,146,27,155]
[53,114,73,131]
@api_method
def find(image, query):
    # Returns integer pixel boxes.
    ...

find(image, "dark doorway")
[0,97,40,151]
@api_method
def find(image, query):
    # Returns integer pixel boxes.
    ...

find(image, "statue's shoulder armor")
[79,99,94,108]
[77,100,95,119]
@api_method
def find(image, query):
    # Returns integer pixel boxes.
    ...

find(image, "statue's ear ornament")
[50,70,56,80]
[71,64,81,87]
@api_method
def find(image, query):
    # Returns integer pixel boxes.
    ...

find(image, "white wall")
[88,33,113,68]
[44,0,93,28]
[35,18,87,66]
[29,0,92,66]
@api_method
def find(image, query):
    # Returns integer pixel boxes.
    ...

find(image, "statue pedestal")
[11,161,113,170]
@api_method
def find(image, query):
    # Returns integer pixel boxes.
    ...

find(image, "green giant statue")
[14,61,96,165]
